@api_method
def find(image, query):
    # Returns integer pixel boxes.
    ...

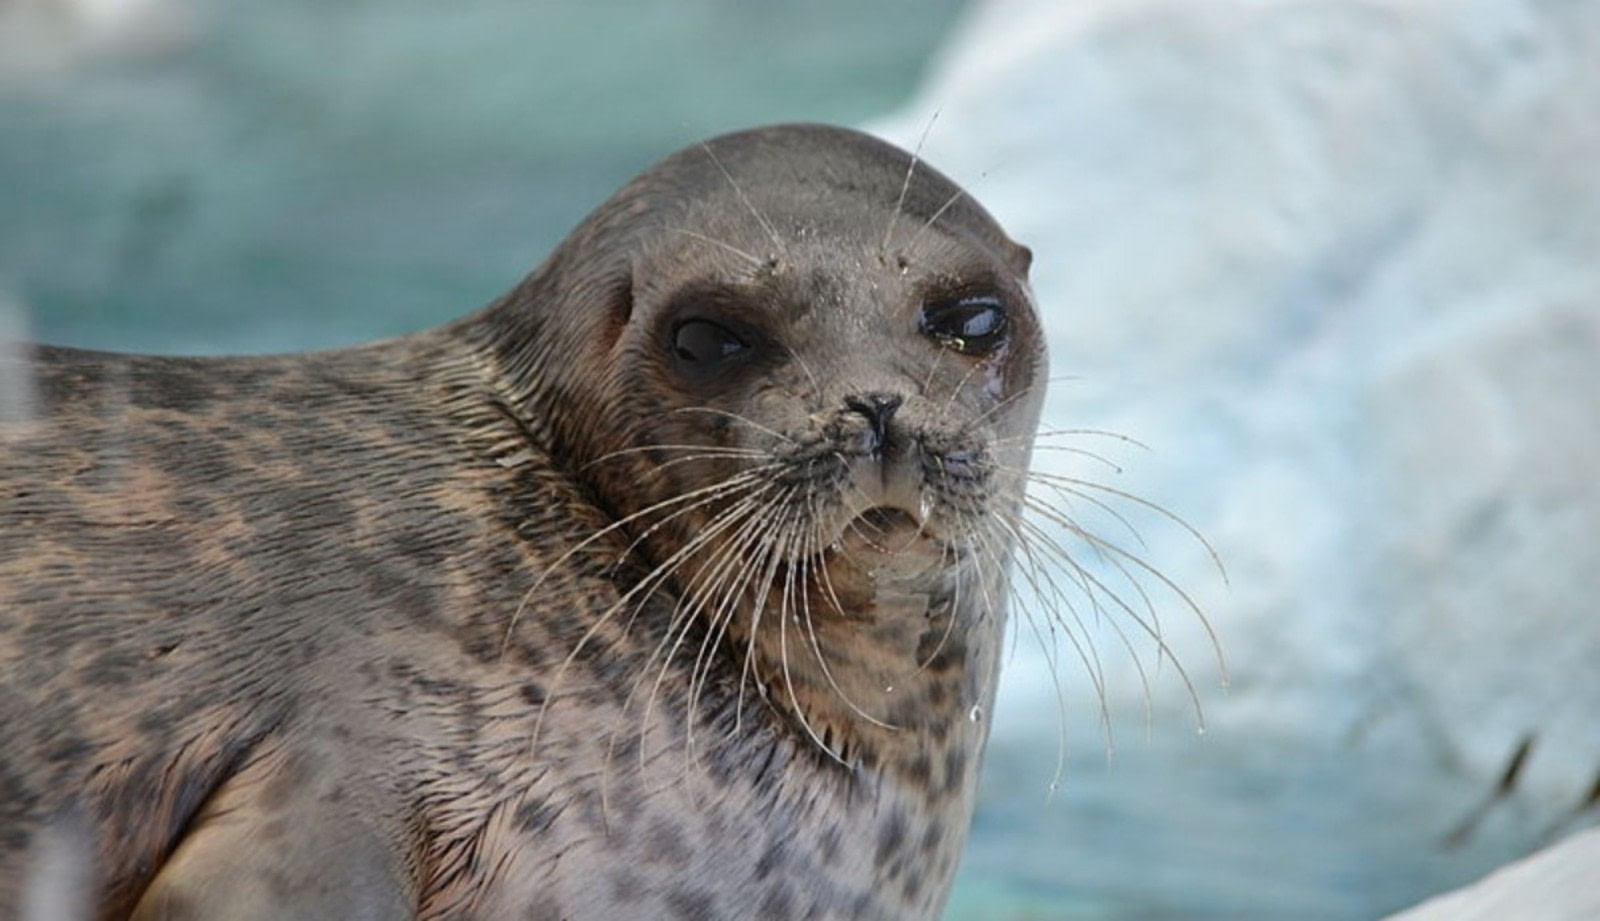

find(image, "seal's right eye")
[672,318,748,366]
[920,293,1009,356]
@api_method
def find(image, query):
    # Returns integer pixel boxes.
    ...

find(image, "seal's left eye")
[920,294,1008,356]
[673,318,747,365]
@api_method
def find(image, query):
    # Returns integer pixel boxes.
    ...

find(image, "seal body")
[0,124,1046,920]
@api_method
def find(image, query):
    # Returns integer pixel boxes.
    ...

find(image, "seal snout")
[843,391,904,458]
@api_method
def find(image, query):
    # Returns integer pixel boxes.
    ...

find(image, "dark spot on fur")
[758,885,796,917]
[753,837,786,880]
[84,646,146,687]
[919,818,947,857]
[874,809,907,869]
[667,888,717,921]
[388,509,456,567]
[41,732,90,766]
[518,681,546,707]
[261,866,294,898]
[359,560,439,629]
[259,754,311,812]
[131,362,217,413]
[156,433,233,485]
[135,708,175,741]
[943,747,969,796]
[460,630,501,666]
[514,799,558,835]
[904,752,932,787]
[522,895,567,921]
[609,869,646,904]
[643,819,690,868]
[902,865,927,902]
[0,758,40,845]
[818,823,843,866]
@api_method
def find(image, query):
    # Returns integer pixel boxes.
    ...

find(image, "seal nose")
[844,392,904,455]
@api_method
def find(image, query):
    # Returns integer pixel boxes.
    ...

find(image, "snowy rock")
[875,0,1600,806]
[1380,827,1600,921]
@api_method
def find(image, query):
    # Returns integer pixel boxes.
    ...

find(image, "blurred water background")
[4,1,1595,918]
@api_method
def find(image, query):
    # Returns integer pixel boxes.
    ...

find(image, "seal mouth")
[806,504,948,610]
[849,506,925,551]
[831,504,944,572]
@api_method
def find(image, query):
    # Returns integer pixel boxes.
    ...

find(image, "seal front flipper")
[130,741,416,921]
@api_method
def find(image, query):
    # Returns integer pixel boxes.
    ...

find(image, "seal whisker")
[905,541,969,679]
[1007,500,1161,666]
[904,186,968,258]
[597,487,781,796]
[501,465,777,664]
[881,110,940,258]
[988,461,1155,555]
[668,490,789,766]
[1023,468,1227,584]
[764,500,853,766]
[524,469,779,756]
[621,487,776,782]
[1031,427,1152,451]
[697,140,787,259]
[793,508,901,732]
[664,227,765,268]
[668,406,795,445]
[919,340,951,398]
[993,512,1113,711]
[580,442,767,472]
[1002,510,1148,760]
[779,342,824,408]
[1014,444,1126,476]
[1007,508,1210,731]
[974,514,1087,788]
[936,354,990,420]
[988,508,1118,713]
[1021,477,1230,693]
[730,491,801,737]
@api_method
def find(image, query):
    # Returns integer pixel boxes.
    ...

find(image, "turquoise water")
[1,0,965,353]
[948,726,1539,920]
[1,2,1557,917]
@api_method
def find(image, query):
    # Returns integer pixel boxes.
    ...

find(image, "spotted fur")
[0,124,1046,920]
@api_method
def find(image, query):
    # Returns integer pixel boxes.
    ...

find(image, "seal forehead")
[637,123,1029,275]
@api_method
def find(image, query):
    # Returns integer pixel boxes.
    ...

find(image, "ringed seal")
[0,123,1047,920]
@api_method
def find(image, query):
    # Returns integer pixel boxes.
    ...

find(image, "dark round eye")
[920,294,1009,355]
[672,318,748,366]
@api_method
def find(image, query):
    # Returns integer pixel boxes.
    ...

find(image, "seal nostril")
[844,392,903,453]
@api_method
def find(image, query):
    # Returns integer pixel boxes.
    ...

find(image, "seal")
[0,123,1046,920]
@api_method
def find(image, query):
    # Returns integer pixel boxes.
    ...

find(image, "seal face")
[0,123,1046,920]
